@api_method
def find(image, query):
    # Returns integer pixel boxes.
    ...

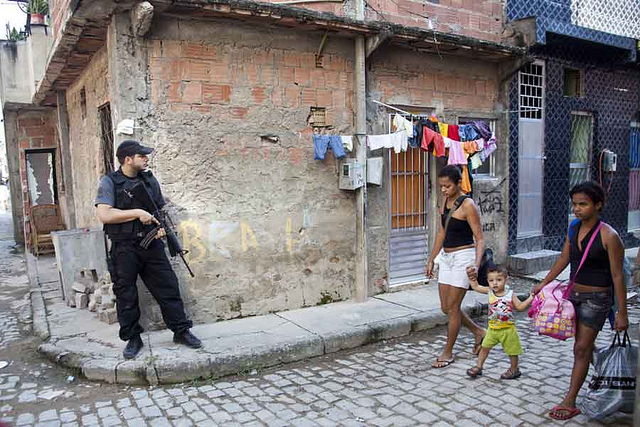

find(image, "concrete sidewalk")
[29,248,638,386]
[27,253,491,386]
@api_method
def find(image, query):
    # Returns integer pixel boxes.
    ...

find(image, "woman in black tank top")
[533,181,628,421]
[426,165,486,369]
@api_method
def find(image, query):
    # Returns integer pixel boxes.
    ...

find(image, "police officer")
[95,140,201,359]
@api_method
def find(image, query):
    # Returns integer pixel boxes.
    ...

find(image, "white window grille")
[519,63,544,120]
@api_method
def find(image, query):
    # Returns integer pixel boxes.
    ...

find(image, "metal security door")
[517,62,545,237]
[388,114,429,286]
[629,125,640,231]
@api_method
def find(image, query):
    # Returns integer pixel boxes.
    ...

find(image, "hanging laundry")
[470,153,483,170]
[448,124,460,141]
[462,140,479,156]
[408,124,420,148]
[393,114,413,136]
[368,131,408,154]
[439,123,449,138]
[479,133,497,162]
[460,165,472,194]
[421,126,445,157]
[313,135,346,160]
[415,118,439,146]
[341,136,353,151]
[473,121,492,140]
[458,124,479,142]
[447,139,467,165]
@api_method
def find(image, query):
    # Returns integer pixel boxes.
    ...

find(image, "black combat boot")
[173,330,203,349]
[123,334,144,359]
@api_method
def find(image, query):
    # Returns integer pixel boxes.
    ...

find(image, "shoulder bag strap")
[562,221,605,299]
[443,195,469,236]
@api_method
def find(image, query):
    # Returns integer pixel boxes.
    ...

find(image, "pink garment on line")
[447,139,467,165]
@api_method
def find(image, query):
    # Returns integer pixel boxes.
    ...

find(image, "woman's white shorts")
[435,247,475,289]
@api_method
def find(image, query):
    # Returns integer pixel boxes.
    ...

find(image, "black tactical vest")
[103,169,163,242]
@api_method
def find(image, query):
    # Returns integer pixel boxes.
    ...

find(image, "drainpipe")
[354,0,367,302]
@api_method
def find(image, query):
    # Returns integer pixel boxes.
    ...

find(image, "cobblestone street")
[0,212,637,427]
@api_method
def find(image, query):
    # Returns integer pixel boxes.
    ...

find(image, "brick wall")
[261,0,504,43]
[50,0,73,42]
[14,110,61,246]
[366,45,507,289]
[144,18,357,322]
[66,46,110,229]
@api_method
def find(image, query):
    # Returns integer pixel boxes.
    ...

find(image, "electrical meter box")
[602,149,617,172]
[367,157,383,185]
[339,159,364,190]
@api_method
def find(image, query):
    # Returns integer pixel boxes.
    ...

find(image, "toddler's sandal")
[466,366,483,378]
[500,368,521,380]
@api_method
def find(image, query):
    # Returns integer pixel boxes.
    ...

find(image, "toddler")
[466,264,533,379]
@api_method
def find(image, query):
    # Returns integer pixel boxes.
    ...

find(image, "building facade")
[1,0,556,326]
[504,0,640,267]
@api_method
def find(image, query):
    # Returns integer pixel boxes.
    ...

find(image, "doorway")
[25,149,58,206]
[388,112,430,287]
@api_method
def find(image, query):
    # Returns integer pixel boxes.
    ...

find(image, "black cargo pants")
[109,238,193,341]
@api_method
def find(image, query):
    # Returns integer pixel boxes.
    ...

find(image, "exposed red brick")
[316,90,332,107]
[210,61,230,83]
[167,82,182,103]
[203,84,231,104]
[475,80,486,95]
[300,88,317,106]
[25,127,45,138]
[230,107,248,119]
[182,60,211,81]
[183,82,203,104]
[310,69,326,89]
[279,67,295,85]
[294,68,311,86]
[19,139,30,149]
[18,118,43,127]
[283,51,301,68]
[252,87,268,104]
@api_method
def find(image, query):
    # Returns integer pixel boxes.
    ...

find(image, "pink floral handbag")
[528,222,605,340]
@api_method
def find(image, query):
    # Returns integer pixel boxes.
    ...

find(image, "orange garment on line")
[462,141,479,156]
[460,165,472,194]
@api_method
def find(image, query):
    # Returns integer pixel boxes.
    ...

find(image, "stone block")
[72,282,87,294]
[507,250,561,276]
[88,301,97,312]
[75,293,89,309]
[99,308,118,325]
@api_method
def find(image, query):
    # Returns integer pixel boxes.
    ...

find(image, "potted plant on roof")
[27,0,49,25]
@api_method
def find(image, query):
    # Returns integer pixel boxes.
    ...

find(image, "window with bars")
[99,103,114,175]
[519,63,544,120]
[459,117,496,177]
[389,113,430,231]
[564,68,584,97]
[569,112,594,215]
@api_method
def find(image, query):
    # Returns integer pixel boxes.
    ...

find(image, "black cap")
[116,140,154,158]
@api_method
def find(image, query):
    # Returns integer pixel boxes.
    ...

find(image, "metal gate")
[388,114,429,286]
[629,125,640,231]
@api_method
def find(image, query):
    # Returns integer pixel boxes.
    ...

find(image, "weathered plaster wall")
[0,41,34,105]
[66,46,110,229]
[366,45,509,291]
[144,17,357,321]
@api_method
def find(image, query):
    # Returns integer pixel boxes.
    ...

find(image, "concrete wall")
[66,46,111,229]
[139,17,357,321]
[366,45,508,291]
[0,41,34,106]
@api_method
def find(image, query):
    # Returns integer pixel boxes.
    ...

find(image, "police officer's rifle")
[127,181,195,278]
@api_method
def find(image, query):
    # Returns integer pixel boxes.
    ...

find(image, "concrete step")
[508,249,562,276]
